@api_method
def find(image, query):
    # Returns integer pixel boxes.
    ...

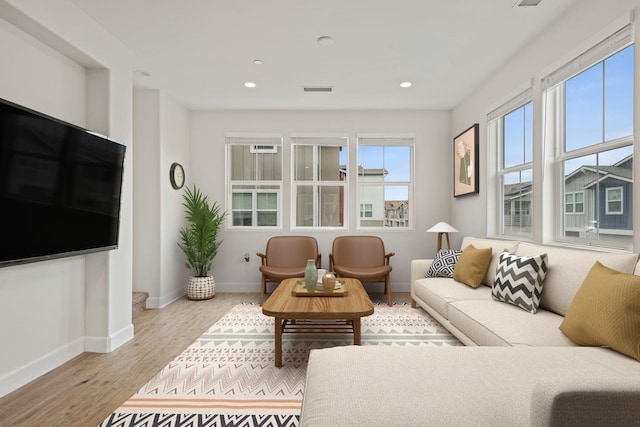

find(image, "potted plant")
[178,185,227,300]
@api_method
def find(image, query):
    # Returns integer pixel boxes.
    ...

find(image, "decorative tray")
[291,280,348,297]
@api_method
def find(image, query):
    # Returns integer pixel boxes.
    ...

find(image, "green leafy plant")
[178,185,227,277]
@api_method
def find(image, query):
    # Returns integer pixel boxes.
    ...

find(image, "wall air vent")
[514,0,542,6]
[250,145,278,154]
[303,86,333,93]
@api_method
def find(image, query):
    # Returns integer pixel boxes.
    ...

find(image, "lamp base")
[436,232,452,253]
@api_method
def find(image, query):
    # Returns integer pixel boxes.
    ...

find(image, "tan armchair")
[329,235,395,306]
[257,236,321,305]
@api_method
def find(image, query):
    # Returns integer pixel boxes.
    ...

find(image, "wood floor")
[0,291,410,427]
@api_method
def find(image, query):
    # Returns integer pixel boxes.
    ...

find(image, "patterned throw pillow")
[426,249,462,278]
[492,251,548,313]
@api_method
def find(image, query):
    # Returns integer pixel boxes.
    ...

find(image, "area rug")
[99,304,462,427]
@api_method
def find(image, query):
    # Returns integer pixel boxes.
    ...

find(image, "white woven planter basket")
[187,276,215,300]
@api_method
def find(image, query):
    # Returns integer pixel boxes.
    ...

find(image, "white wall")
[133,91,161,303]
[189,110,451,292]
[0,0,133,397]
[450,0,640,251]
[133,89,190,308]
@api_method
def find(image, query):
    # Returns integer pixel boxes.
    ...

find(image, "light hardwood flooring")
[0,291,411,427]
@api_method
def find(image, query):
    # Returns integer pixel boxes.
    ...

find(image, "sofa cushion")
[301,346,640,427]
[413,277,492,320]
[453,245,492,288]
[560,261,640,361]
[492,251,548,313]
[448,300,575,346]
[426,249,462,278]
[461,237,519,287]
[515,242,639,316]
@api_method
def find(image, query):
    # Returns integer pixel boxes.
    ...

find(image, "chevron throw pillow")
[426,249,462,278]
[492,251,548,313]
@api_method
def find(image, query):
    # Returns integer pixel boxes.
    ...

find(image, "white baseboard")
[0,337,84,399]
[84,323,134,353]
[146,288,185,309]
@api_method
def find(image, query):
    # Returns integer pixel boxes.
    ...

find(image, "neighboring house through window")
[226,134,283,228]
[291,134,347,229]
[542,25,634,247]
[357,134,414,229]
[488,88,533,239]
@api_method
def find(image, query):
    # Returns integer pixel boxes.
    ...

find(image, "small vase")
[304,259,317,292]
[322,272,336,293]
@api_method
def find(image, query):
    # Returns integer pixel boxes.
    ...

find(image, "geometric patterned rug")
[98,304,462,427]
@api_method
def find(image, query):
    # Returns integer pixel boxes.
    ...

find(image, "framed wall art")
[453,123,479,197]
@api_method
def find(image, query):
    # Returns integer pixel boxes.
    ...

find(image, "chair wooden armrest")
[316,254,322,268]
[256,252,266,266]
[384,252,395,265]
[329,253,334,272]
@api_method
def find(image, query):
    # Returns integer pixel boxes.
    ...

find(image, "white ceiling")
[70,0,578,111]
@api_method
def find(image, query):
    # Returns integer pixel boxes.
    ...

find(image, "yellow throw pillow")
[559,261,640,361]
[453,244,493,288]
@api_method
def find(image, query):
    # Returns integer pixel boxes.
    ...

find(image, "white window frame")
[290,134,348,230]
[488,88,533,239]
[356,134,415,230]
[605,186,623,215]
[542,24,634,249]
[226,133,283,229]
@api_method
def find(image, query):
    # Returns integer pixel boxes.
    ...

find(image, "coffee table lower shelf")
[262,277,374,367]
[273,317,361,367]
[280,319,355,334]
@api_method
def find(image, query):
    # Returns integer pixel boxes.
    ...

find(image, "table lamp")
[426,222,459,252]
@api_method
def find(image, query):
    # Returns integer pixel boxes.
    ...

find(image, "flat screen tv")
[0,98,126,267]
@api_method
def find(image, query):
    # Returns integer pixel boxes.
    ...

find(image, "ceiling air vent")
[514,0,542,6]
[303,86,333,93]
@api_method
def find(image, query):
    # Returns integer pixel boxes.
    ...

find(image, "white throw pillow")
[426,249,462,278]
[492,251,548,313]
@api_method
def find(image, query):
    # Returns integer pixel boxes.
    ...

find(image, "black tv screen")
[0,98,126,267]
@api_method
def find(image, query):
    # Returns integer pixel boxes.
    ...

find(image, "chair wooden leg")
[260,276,266,306]
[386,275,392,307]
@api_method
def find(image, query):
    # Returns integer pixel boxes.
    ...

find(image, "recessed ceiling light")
[400,82,412,88]
[134,70,151,77]
[317,36,334,45]
[253,59,263,65]
[244,82,256,88]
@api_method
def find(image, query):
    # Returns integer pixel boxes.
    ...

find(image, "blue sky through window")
[358,145,411,200]
[504,45,633,180]
[565,45,634,152]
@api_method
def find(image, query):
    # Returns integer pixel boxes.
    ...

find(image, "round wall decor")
[170,162,185,190]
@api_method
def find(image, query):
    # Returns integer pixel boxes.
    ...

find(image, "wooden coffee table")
[262,277,374,367]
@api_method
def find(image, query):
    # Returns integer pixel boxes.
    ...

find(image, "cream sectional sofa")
[300,237,640,426]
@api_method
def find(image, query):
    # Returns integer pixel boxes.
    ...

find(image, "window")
[543,25,633,248]
[360,203,373,218]
[356,134,414,229]
[226,134,283,228]
[565,192,584,214]
[488,89,533,238]
[291,135,347,228]
[606,187,623,215]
